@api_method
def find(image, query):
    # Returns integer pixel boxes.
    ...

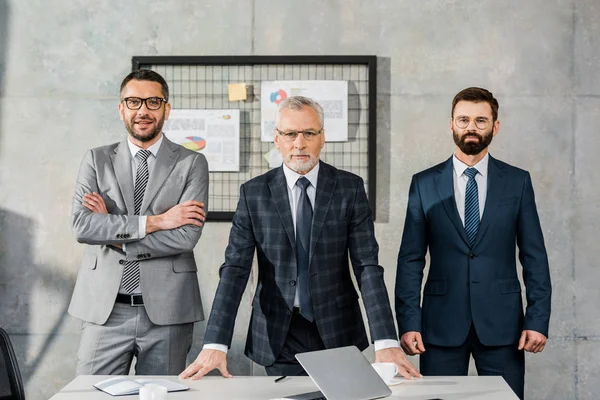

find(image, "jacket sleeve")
[395,175,428,335]
[517,172,552,337]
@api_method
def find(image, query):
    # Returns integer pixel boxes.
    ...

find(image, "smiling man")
[181,95,420,380]
[395,87,552,399]
[69,69,208,375]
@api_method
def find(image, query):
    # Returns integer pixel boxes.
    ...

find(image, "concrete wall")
[0,1,598,399]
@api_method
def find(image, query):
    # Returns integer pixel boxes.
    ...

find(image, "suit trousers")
[420,324,525,399]
[75,302,193,375]
[264,309,325,376]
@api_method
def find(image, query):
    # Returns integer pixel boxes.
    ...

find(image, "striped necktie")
[121,149,151,293]
[464,167,480,247]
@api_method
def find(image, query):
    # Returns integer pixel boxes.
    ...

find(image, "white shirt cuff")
[139,216,147,238]
[203,343,228,354]
[374,339,400,352]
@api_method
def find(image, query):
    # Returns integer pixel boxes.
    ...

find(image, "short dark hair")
[120,69,169,100]
[451,87,499,121]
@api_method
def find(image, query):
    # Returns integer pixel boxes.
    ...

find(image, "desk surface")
[50,375,518,400]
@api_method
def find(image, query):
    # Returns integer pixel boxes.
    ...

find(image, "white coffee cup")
[139,384,167,400]
[371,362,398,384]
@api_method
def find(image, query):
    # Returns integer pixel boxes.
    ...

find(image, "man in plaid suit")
[181,96,420,379]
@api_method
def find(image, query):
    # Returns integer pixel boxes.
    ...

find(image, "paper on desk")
[228,83,247,101]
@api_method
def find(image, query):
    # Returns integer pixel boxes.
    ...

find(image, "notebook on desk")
[93,376,189,396]
[282,345,392,400]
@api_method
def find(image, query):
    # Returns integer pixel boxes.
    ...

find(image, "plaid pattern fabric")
[204,162,397,366]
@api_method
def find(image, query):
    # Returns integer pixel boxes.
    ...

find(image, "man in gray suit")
[69,69,209,375]
[180,96,420,380]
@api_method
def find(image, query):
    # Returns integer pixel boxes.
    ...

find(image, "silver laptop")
[284,345,392,400]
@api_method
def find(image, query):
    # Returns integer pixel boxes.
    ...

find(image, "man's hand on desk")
[179,349,232,380]
[375,347,422,379]
[147,200,206,234]
[83,192,108,214]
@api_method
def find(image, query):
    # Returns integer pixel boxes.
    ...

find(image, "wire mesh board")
[133,56,377,221]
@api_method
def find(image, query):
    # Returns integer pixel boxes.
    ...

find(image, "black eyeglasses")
[122,97,167,111]
[275,128,323,141]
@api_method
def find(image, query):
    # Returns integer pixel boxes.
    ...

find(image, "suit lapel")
[435,157,471,247]
[140,137,180,214]
[110,140,135,214]
[309,162,335,266]
[472,155,506,248]
[268,167,296,251]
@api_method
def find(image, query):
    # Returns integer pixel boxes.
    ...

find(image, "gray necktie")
[121,149,151,293]
[296,177,315,321]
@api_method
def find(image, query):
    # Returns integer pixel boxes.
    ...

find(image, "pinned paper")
[228,83,247,101]
[264,147,283,169]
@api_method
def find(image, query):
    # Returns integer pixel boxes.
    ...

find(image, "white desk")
[50,375,518,400]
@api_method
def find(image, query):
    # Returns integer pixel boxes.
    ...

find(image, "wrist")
[146,215,162,233]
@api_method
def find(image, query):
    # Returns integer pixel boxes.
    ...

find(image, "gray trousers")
[76,302,194,375]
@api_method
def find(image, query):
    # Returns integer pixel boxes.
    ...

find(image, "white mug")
[139,384,167,400]
[371,362,398,384]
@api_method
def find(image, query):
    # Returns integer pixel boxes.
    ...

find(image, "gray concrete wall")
[0,1,597,399]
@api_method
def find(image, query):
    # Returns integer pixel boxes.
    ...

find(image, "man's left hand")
[375,347,422,379]
[83,192,108,214]
[518,330,547,353]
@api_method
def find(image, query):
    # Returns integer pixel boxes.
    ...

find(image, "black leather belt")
[116,293,144,306]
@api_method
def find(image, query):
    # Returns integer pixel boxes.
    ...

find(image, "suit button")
[286,309,291,316]
[290,280,296,286]
[116,234,121,238]
[146,253,151,258]
[469,253,475,259]
[125,234,130,238]
[137,254,143,259]
[119,260,125,265]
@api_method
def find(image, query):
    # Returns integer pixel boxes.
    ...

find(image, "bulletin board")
[132,56,377,221]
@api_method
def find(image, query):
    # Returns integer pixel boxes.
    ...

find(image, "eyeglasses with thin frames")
[122,97,167,111]
[453,116,491,130]
[275,128,323,141]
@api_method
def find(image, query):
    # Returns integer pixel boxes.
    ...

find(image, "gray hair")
[274,95,325,128]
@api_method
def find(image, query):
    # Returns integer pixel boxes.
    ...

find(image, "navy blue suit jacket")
[204,161,397,366]
[395,156,551,347]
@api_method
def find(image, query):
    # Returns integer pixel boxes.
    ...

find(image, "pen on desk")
[274,376,287,383]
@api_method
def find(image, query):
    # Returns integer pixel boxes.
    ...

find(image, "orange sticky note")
[228,83,247,101]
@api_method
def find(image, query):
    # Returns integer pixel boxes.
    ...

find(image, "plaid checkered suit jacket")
[203,161,397,366]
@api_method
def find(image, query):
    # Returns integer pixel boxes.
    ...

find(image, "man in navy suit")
[395,87,551,399]
[180,96,420,379]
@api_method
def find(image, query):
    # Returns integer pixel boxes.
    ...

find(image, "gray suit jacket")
[69,136,209,326]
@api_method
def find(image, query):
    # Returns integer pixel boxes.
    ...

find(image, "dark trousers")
[264,309,325,376]
[420,324,525,399]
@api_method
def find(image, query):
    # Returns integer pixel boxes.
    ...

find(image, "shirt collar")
[282,161,320,191]
[452,152,489,178]
[127,134,164,160]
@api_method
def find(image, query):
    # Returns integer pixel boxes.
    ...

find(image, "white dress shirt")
[205,162,399,353]
[452,152,488,225]
[118,135,163,294]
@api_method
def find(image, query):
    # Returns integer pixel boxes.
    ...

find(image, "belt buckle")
[130,295,143,307]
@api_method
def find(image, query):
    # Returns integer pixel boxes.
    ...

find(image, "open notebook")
[93,377,189,396]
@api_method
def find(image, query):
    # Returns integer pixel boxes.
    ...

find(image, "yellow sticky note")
[228,83,247,101]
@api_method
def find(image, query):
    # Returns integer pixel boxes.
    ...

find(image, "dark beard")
[126,115,165,143]
[453,129,493,155]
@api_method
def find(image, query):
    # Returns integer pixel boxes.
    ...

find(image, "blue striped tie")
[296,177,314,321]
[464,167,479,247]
